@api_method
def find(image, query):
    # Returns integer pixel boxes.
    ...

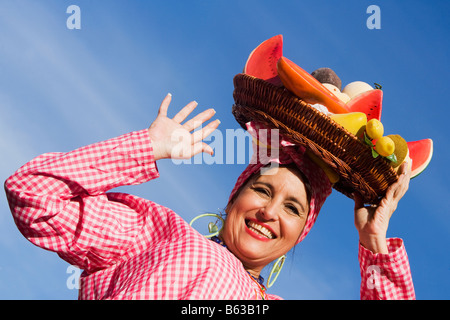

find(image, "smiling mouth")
[245,219,276,240]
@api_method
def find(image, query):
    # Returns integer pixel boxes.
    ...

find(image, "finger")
[191,142,214,157]
[191,119,221,144]
[384,179,397,202]
[353,192,365,210]
[382,172,407,215]
[158,93,172,117]
[390,163,410,199]
[183,108,216,132]
[397,162,411,192]
[395,170,410,200]
[397,161,410,176]
[172,101,198,123]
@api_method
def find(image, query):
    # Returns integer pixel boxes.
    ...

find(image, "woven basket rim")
[232,73,399,204]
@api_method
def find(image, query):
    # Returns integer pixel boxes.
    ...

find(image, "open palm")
[148,94,220,161]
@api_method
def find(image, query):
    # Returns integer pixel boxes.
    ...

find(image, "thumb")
[353,192,365,211]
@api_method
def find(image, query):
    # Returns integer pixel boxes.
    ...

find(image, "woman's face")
[222,166,310,272]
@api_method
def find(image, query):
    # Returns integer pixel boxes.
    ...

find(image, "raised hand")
[148,94,221,161]
[354,161,411,253]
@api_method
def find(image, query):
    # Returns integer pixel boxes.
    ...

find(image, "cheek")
[228,190,263,216]
[223,193,262,236]
[281,216,306,243]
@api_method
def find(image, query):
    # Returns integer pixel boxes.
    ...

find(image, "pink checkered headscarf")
[229,122,332,244]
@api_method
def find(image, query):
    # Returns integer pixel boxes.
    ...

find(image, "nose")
[259,199,280,221]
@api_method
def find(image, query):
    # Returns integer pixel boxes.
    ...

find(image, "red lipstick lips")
[244,219,276,241]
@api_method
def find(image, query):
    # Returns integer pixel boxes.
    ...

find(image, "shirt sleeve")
[358,238,416,300]
[4,129,161,272]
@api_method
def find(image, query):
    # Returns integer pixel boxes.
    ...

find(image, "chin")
[232,233,278,265]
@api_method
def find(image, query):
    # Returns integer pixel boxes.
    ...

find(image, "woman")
[5,94,415,299]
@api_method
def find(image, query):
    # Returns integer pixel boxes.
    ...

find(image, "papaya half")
[277,57,351,114]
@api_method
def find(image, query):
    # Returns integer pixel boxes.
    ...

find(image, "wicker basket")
[232,73,399,204]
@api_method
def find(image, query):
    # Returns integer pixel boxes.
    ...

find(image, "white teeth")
[247,221,274,239]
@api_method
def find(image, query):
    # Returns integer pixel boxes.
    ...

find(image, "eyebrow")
[252,181,309,214]
[286,195,308,215]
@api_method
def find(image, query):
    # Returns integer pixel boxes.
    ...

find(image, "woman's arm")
[4,94,220,272]
[4,129,159,271]
[358,238,415,300]
[354,162,415,299]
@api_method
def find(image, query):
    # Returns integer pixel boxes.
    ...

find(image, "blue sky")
[0,0,448,299]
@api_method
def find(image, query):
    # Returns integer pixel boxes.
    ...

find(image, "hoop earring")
[267,255,286,288]
[189,213,224,238]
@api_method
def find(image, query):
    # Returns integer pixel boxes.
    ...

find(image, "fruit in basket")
[346,89,383,121]
[322,83,340,95]
[322,83,351,103]
[375,136,395,157]
[329,112,367,136]
[242,35,434,183]
[407,139,433,178]
[387,134,408,168]
[342,81,373,99]
[277,57,350,114]
[311,68,342,90]
[311,68,352,103]
[365,119,384,140]
[243,35,284,86]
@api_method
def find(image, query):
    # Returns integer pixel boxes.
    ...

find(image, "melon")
[407,139,433,178]
[346,89,383,121]
[342,81,373,99]
[243,35,284,86]
[322,83,351,103]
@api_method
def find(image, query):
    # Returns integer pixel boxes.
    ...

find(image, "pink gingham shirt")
[5,129,415,299]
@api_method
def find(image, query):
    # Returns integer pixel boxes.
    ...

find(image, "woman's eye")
[285,204,300,216]
[253,187,270,196]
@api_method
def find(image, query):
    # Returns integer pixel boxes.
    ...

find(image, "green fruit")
[387,134,408,168]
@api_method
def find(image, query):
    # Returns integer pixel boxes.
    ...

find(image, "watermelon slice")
[407,139,433,178]
[243,35,284,86]
[346,89,383,121]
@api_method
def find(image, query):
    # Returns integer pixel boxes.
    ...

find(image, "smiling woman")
[217,121,333,287]
[222,165,311,278]
[5,93,415,299]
